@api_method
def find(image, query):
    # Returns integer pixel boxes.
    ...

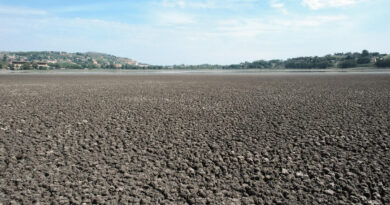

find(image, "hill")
[0,51,143,70]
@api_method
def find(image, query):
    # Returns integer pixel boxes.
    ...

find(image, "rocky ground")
[0,73,389,204]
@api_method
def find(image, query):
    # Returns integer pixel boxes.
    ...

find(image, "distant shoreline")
[1,68,390,75]
[2,50,390,70]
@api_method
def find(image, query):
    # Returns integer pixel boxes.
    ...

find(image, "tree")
[362,50,369,57]
[345,55,353,60]
[376,57,390,68]
[371,52,380,57]
[32,62,38,69]
[339,59,357,68]
[9,64,14,70]
[2,54,7,63]
[86,63,98,69]
[109,62,115,69]
[284,56,333,69]
[49,63,60,69]
[357,57,371,64]
[21,63,32,70]
[59,62,82,69]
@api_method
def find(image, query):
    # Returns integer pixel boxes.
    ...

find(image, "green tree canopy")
[339,59,357,68]
[362,50,369,57]
[22,63,32,70]
[376,57,390,67]
[357,57,370,64]
[32,62,38,69]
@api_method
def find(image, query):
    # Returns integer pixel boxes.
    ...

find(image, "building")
[36,62,49,68]
[11,61,27,69]
[47,60,57,64]
[11,61,49,69]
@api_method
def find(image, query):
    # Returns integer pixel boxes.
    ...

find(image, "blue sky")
[0,0,389,65]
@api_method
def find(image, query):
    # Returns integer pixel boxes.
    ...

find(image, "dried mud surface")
[0,74,389,204]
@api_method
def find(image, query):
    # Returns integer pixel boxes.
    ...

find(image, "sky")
[0,0,389,65]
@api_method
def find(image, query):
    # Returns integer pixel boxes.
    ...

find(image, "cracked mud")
[0,74,389,204]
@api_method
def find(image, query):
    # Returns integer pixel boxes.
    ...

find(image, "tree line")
[222,50,390,69]
[1,50,390,70]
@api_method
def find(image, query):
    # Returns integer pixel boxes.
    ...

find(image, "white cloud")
[52,4,109,13]
[274,15,347,27]
[215,15,348,39]
[161,0,216,9]
[160,0,258,9]
[270,0,288,14]
[0,5,47,15]
[302,0,367,10]
[154,12,197,25]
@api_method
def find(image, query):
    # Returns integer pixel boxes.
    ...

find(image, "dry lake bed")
[0,73,389,204]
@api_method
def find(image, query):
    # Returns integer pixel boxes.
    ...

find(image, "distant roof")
[12,61,48,65]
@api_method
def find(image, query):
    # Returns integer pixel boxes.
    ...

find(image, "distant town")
[0,50,389,70]
[0,51,148,70]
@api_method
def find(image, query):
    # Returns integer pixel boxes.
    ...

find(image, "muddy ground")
[0,74,389,204]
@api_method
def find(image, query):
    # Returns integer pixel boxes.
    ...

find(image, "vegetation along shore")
[1,50,389,71]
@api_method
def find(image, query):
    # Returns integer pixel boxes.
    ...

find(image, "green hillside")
[0,51,142,70]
